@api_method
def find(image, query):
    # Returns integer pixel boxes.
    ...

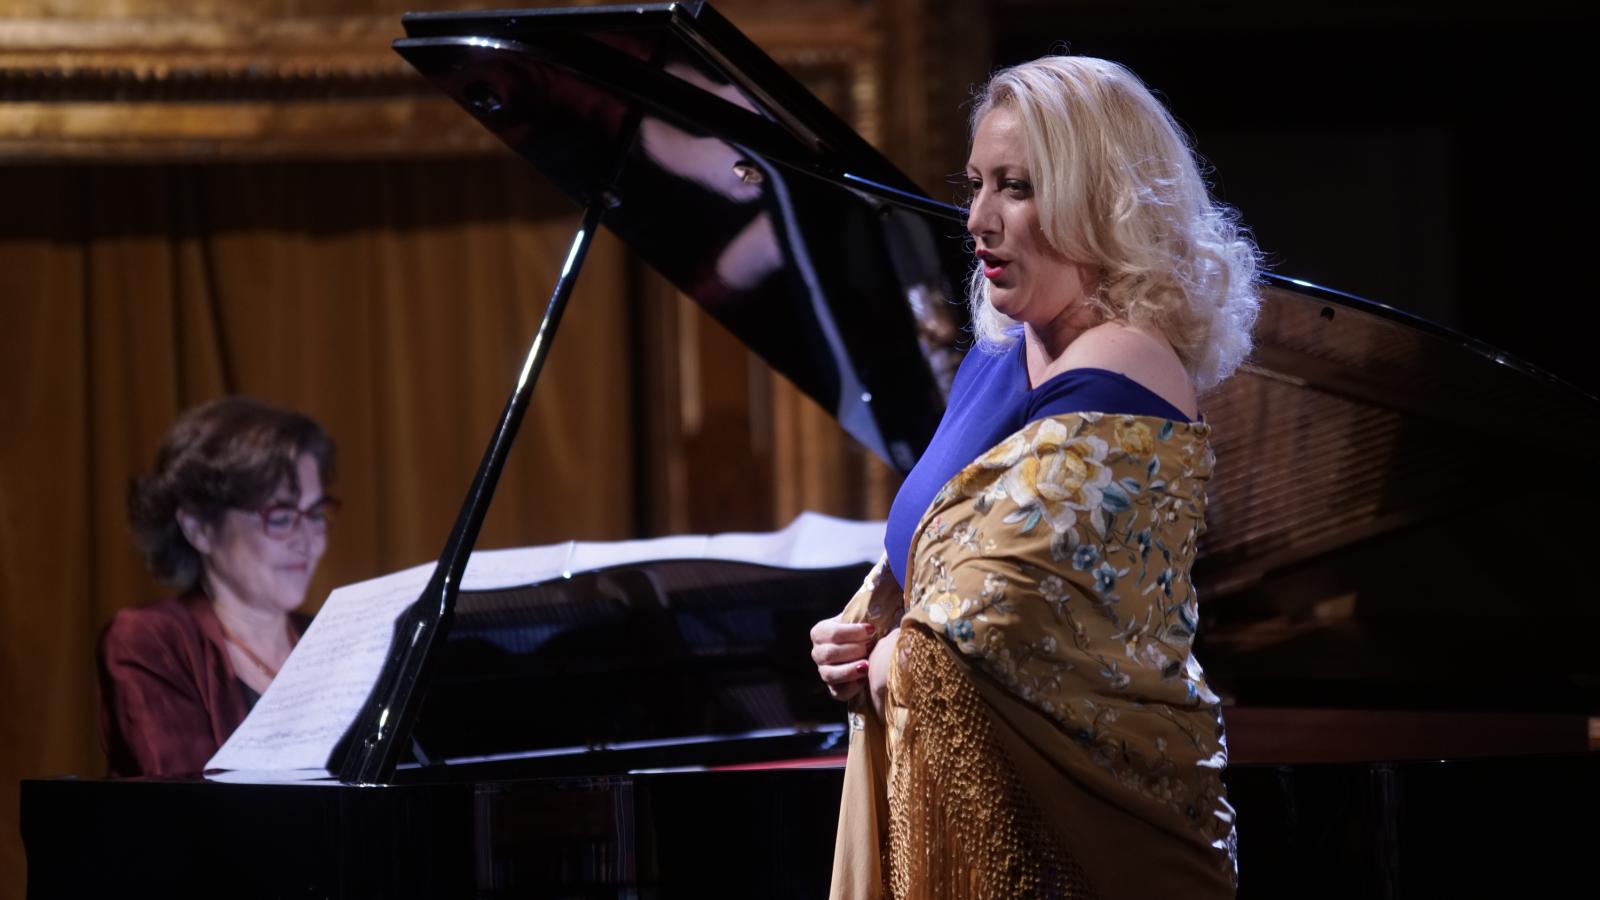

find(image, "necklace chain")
[218,619,297,681]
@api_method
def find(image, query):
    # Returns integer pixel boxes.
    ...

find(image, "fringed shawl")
[830,413,1236,899]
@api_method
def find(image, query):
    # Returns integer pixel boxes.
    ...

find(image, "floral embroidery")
[899,412,1233,869]
[1114,419,1156,456]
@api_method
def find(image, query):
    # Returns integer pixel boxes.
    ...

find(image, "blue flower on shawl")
[1071,544,1100,571]
[1134,528,1153,561]
[1093,561,1119,594]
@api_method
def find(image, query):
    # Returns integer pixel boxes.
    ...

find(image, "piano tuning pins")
[732,160,765,185]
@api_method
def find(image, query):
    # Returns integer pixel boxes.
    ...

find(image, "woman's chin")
[269,579,314,613]
[987,292,1026,321]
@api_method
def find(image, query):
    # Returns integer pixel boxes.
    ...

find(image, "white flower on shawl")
[951,523,980,552]
[941,429,1032,504]
[1038,574,1072,622]
[1139,641,1172,672]
[925,591,980,640]
[1039,575,1068,603]
[998,419,1114,534]
[1113,614,1168,671]
[1100,661,1133,691]
[978,429,1032,469]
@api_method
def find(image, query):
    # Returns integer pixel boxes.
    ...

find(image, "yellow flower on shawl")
[949,462,988,499]
[923,591,962,625]
[923,590,982,645]
[942,430,1033,503]
[1114,419,1156,456]
[977,430,1031,469]
[999,419,1113,533]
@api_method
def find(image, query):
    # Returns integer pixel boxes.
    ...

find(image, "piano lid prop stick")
[334,195,611,784]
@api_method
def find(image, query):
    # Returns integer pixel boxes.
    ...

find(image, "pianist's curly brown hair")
[966,55,1261,392]
[128,397,334,592]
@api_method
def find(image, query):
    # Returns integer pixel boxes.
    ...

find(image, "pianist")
[98,397,336,777]
[814,55,1259,898]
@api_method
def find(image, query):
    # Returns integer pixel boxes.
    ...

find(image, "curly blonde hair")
[968,56,1261,391]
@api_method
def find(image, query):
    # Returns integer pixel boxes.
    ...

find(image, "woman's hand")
[867,627,900,720]
[810,617,876,701]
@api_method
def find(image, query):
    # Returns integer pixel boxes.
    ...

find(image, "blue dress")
[883,338,1190,589]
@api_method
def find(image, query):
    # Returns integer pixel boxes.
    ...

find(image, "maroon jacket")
[97,593,306,777]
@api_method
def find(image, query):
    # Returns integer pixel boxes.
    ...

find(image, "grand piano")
[22,4,1600,898]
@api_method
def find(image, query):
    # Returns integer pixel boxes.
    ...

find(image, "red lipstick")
[976,250,1008,280]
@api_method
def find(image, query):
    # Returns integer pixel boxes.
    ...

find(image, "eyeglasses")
[254,496,341,540]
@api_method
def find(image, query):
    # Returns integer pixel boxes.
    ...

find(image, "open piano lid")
[397,1,969,471]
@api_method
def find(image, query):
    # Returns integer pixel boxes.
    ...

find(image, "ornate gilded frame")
[0,7,883,162]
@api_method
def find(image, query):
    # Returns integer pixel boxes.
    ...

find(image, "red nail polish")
[865,623,875,635]
[856,661,869,673]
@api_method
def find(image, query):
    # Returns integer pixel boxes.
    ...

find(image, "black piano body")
[25,754,1600,898]
[23,3,1600,898]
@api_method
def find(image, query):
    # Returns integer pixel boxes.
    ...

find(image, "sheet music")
[205,512,884,781]
[202,561,435,778]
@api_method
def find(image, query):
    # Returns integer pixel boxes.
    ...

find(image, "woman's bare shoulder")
[1058,323,1197,416]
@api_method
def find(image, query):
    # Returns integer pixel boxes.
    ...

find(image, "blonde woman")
[812,55,1259,898]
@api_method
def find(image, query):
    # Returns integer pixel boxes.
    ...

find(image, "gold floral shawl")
[829,413,1236,900]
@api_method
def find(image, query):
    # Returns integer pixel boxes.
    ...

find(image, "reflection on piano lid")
[398,1,970,472]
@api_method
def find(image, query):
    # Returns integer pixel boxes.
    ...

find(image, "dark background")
[992,3,1600,396]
